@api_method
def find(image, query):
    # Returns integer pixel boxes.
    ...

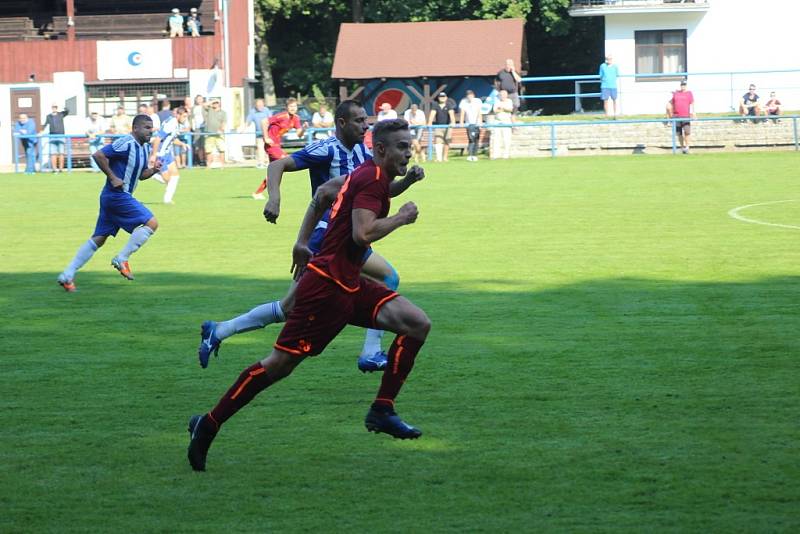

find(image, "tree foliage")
[254,0,603,113]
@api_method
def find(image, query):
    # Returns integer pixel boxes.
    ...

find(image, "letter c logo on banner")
[128,52,142,66]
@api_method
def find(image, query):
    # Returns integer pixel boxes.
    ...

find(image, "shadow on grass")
[1,272,799,530]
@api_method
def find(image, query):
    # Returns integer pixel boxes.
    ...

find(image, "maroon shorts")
[266,143,288,162]
[274,269,399,357]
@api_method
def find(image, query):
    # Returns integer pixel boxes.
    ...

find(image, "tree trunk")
[254,2,277,105]
[352,0,363,23]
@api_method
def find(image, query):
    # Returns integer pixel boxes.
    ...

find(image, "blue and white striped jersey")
[156,117,181,158]
[99,134,152,195]
[290,136,372,196]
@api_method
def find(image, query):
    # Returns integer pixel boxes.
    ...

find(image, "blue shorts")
[308,211,373,262]
[158,151,175,167]
[49,139,66,154]
[601,88,618,101]
[93,192,154,237]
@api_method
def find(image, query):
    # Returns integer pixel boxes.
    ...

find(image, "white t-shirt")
[403,109,426,125]
[493,99,514,123]
[312,111,333,127]
[459,98,483,125]
[377,109,398,122]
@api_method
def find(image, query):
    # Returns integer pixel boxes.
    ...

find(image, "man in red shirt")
[666,79,696,154]
[252,98,305,199]
[188,119,430,471]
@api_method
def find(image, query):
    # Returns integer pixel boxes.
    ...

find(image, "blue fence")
[521,68,800,113]
[12,115,800,172]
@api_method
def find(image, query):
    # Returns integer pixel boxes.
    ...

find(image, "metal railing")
[521,68,800,114]
[571,0,709,8]
[12,116,799,171]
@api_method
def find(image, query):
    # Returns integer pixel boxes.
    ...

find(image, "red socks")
[254,179,267,195]
[209,362,274,428]
[374,335,425,409]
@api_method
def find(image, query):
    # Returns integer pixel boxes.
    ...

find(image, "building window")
[85,82,190,116]
[635,30,687,80]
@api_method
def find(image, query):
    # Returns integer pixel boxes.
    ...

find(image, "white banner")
[96,40,173,80]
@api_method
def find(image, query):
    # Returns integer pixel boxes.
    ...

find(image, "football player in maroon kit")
[188,119,430,471]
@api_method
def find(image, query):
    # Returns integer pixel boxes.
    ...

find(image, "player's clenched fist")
[398,202,418,225]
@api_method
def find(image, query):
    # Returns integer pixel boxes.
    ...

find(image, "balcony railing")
[570,0,710,16]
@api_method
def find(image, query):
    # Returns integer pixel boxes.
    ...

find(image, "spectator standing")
[311,103,334,139]
[599,55,619,118]
[43,103,68,173]
[428,92,455,162]
[141,102,161,131]
[86,111,108,172]
[186,7,201,37]
[376,102,398,122]
[403,103,427,164]
[459,90,484,162]
[191,95,207,166]
[110,106,132,135]
[491,90,514,160]
[203,98,227,169]
[13,113,38,174]
[176,109,192,168]
[739,84,763,121]
[496,59,522,112]
[169,8,184,38]
[666,79,695,154]
[157,99,173,123]
[242,98,272,168]
[765,91,782,123]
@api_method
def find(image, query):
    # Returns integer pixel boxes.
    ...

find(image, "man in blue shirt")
[244,98,272,168]
[56,115,162,292]
[13,113,38,174]
[197,101,422,373]
[599,55,619,118]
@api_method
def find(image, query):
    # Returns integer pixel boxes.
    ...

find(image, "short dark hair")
[132,114,153,128]
[175,106,187,114]
[335,100,363,122]
[372,118,409,146]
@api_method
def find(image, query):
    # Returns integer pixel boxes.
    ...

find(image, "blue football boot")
[365,407,422,439]
[357,351,388,373]
[198,321,222,369]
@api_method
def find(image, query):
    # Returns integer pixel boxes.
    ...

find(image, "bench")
[0,16,32,41]
[52,14,168,39]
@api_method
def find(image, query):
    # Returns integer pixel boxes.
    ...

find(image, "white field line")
[727,199,800,230]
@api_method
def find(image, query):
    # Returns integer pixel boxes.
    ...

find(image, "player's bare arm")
[389,166,425,197]
[289,178,344,279]
[263,156,300,223]
[140,159,163,180]
[148,136,161,165]
[352,203,418,247]
[92,150,124,188]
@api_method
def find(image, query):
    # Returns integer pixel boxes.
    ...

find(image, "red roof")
[331,19,526,79]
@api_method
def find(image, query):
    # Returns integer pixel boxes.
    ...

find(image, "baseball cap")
[438,92,447,97]
[190,7,198,12]
[171,8,180,13]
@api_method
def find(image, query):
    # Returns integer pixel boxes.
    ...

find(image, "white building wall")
[605,0,800,115]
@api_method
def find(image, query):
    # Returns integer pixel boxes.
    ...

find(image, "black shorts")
[676,121,691,135]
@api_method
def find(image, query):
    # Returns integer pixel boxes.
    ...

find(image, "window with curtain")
[635,30,687,80]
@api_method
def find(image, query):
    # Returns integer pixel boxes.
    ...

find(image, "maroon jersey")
[307,160,390,292]
[266,111,301,145]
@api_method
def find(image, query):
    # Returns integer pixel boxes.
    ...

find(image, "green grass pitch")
[1,152,799,532]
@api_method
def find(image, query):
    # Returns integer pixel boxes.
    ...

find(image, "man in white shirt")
[376,102,398,122]
[459,90,483,161]
[311,103,334,139]
[403,103,426,163]
[86,112,108,172]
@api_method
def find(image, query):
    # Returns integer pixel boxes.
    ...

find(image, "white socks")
[163,175,180,203]
[215,301,285,340]
[361,328,385,356]
[63,239,99,279]
[434,143,444,162]
[116,226,154,261]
